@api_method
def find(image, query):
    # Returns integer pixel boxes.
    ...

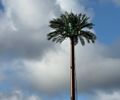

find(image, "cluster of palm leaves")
[47,11,96,45]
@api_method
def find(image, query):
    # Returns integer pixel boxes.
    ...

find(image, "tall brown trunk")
[70,37,75,100]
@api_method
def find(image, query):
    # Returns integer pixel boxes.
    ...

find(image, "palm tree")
[47,11,96,100]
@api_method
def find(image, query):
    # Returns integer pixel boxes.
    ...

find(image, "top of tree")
[47,11,96,45]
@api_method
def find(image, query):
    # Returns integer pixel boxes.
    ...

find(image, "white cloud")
[92,91,120,100]
[0,0,61,60]
[57,0,84,13]
[22,42,70,93]
[57,0,94,17]
[0,90,41,100]
[2,0,60,30]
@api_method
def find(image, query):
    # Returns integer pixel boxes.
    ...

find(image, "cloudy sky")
[0,0,120,100]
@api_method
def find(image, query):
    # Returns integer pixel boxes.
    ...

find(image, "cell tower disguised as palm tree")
[47,11,96,100]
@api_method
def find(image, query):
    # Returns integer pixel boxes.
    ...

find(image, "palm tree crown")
[47,11,96,45]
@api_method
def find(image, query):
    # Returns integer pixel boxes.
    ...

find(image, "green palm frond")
[47,30,66,43]
[49,18,64,29]
[79,30,96,44]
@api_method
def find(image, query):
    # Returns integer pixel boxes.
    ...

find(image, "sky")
[0,0,120,100]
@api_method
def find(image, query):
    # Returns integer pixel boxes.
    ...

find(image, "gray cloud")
[0,0,61,61]
[0,26,55,60]
[5,41,120,95]
[74,42,120,92]
[105,41,120,59]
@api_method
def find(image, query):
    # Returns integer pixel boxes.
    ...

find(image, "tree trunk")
[70,37,75,100]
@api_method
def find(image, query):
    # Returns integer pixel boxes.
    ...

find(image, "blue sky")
[92,1,120,44]
[0,0,120,100]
